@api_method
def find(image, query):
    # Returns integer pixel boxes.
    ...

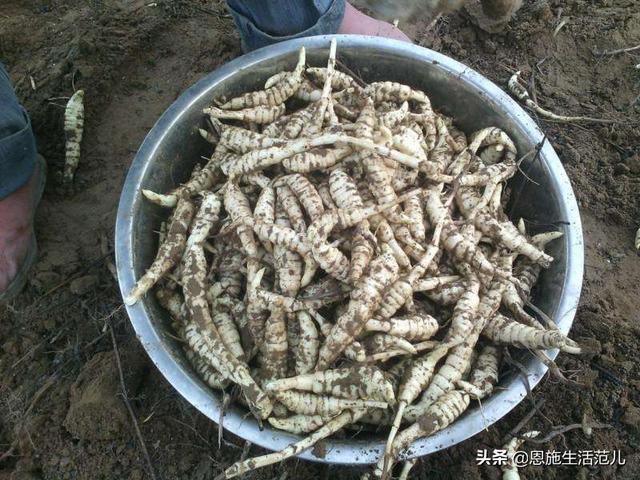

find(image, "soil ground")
[1,1,639,479]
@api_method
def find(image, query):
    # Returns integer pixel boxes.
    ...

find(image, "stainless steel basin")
[115,35,584,464]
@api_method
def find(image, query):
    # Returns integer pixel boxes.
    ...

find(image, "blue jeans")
[0,63,37,200]
[226,0,346,52]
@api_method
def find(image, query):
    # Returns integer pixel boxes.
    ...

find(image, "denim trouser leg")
[0,63,37,200]
[226,0,345,52]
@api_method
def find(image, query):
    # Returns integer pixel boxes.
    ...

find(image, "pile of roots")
[125,40,581,479]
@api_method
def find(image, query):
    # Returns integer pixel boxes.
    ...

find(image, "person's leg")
[226,0,345,51]
[0,65,36,199]
[0,62,39,296]
[225,0,409,52]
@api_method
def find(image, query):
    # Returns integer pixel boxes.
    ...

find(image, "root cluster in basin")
[126,39,582,479]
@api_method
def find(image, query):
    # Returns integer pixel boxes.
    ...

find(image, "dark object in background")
[351,0,523,29]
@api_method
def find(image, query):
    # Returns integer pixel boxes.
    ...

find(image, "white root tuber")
[508,71,614,124]
[63,89,85,185]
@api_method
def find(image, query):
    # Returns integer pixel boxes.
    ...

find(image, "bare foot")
[0,168,37,294]
[338,2,412,43]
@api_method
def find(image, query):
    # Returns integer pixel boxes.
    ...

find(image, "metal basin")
[115,35,583,464]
